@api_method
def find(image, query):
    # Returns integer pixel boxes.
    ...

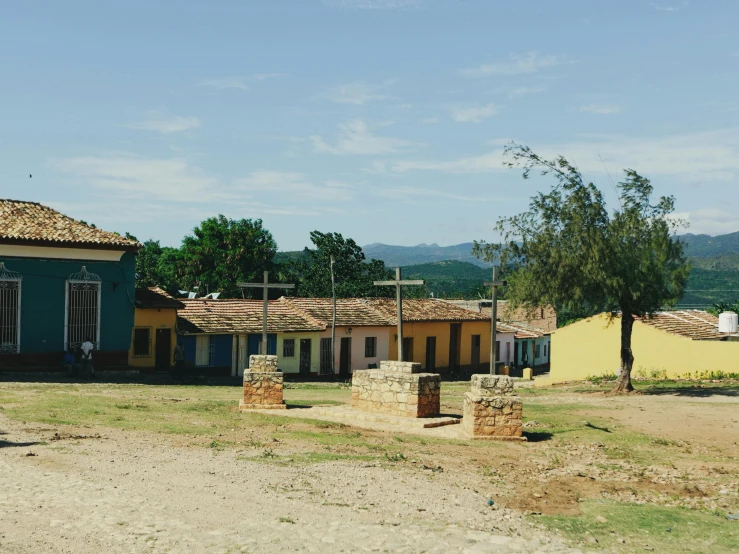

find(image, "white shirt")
[81,341,94,359]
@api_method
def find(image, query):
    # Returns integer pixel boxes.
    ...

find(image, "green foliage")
[403,261,493,299]
[180,215,277,298]
[134,240,184,294]
[474,144,690,391]
[707,299,739,316]
[286,231,397,298]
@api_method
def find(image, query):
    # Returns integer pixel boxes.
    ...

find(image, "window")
[283,338,295,358]
[544,344,548,358]
[495,341,500,362]
[65,266,101,351]
[132,327,151,357]
[320,337,332,374]
[195,335,214,367]
[365,337,377,358]
[535,344,541,358]
[0,262,22,355]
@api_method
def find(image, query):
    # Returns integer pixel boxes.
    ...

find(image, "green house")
[0,199,140,370]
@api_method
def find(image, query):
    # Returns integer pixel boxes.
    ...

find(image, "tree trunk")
[612,313,635,393]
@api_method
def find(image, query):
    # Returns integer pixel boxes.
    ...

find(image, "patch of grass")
[384,452,406,462]
[284,399,344,407]
[238,451,377,465]
[539,500,739,553]
[278,517,295,524]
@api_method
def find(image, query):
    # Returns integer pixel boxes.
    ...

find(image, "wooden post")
[237,271,295,356]
[374,267,424,362]
[484,266,507,375]
[330,255,336,375]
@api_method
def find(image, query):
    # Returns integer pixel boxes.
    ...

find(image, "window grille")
[65,266,101,352]
[0,262,22,355]
[535,344,541,358]
[319,337,332,374]
[283,338,295,358]
[133,327,152,357]
[364,337,377,358]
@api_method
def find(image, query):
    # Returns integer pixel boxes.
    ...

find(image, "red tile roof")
[0,199,139,251]
[177,299,326,334]
[280,297,394,327]
[135,287,185,310]
[441,299,553,337]
[637,310,738,341]
[363,298,492,324]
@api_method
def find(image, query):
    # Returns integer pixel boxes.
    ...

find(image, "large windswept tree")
[474,144,690,392]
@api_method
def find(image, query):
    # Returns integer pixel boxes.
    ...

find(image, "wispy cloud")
[318,80,393,105]
[420,117,439,124]
[506,86,547,97]
[234,171,355,202]
[461,52,565,78]
[126,113,201,134]
[374,185,481,203]
[198,73,285,91]
[649,1,688,12]
[324,0,423,9]
[672,208,739,235]
[579,104,621,115]
[310,119,421,155]
[451,103,499,123]
[54,154,216,201]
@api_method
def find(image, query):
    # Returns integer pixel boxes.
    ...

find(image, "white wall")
[496,333,516,365]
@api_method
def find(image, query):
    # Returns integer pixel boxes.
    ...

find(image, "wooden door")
[339,337,351,376]
[471,334,480,370]
[425,336,436,371]
[402,337,413,362]
[299,339,312,375]
[449,324,461,369]
[155,329,171,369]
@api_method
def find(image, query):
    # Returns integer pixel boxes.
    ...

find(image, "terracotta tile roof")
[637,310,738,341]
[0,199,139,251]
[135,287,185,310]
[363,298,491,324]
[442,299,554,337]
[177,299,326,335]
[280,297,394,327]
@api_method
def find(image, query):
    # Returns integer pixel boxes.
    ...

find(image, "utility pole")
[330,255,336,376]
[484,266,507,374]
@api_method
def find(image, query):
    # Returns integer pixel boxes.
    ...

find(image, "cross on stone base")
[238,271,295,355]
[374,267,424,361]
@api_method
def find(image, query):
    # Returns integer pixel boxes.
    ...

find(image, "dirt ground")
[0,379,738,553]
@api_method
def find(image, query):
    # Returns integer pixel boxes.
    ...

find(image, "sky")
[1,0,738,251]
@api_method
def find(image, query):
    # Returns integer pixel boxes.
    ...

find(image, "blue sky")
[2,0,738,250]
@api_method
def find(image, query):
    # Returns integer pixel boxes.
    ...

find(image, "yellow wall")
[128,308,178,368]
[276,332,321,374]
[387,321,492,371]
[550,313,739,383]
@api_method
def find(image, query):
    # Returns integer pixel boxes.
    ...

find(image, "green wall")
[0,252,136,353]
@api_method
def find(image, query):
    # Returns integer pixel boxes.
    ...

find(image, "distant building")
[0,199,139,370]
[129,287,185,371]
[550,311,739,383]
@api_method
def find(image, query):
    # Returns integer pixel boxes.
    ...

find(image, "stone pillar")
[351,360,440,418]
[239,355,286,411]
[462,375,524,440]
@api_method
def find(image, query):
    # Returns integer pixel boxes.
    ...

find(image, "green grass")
[238,451,378,465]
[540,500,739,553]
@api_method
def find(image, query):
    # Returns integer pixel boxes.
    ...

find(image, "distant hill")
[362,242,491,268]
[403,261,491,298]
[678,232,739,258]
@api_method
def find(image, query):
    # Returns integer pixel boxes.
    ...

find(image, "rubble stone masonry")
[351,361,440,418]
[239,355,285,410]
[462,375,524,440]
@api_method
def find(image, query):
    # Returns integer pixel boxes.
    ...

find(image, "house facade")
[0,199,139,369]
[549,311,739,384]
[129,287,185,370]
[176,299,324,376]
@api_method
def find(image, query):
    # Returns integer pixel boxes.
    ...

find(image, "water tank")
[718,312,739,334]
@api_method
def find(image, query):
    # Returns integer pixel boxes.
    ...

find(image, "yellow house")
[129,287,185,370]
[550,311,739,384]
[365,298,513,374]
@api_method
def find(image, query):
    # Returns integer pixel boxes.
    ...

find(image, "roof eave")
[0,237,140,253]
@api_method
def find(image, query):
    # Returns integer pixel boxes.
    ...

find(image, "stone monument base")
[239,355,285,411]
[461,375,525,440]
[351,361,440,418]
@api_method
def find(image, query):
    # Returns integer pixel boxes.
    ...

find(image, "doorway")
[471,334,480,371]
[339,337,352,376]
[299,339,312,375]
[425,336,436,371]
[449,324,461,370]
[402,337,414,362]
[155,329,171,370]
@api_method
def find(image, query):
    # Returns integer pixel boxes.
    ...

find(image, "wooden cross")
[237,271,295,355]
[374,267,425,362]
[484,266,507,375]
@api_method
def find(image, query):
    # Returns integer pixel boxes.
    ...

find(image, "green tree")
[288,231,396,298]
[474,144,689,392]
[180,215,277,298]
[707,300,739,316]
[134,240,185,294]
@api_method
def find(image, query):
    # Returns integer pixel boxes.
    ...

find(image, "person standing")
[173,340,185,381]
[80,338,95,379]
[62,349,76,377]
